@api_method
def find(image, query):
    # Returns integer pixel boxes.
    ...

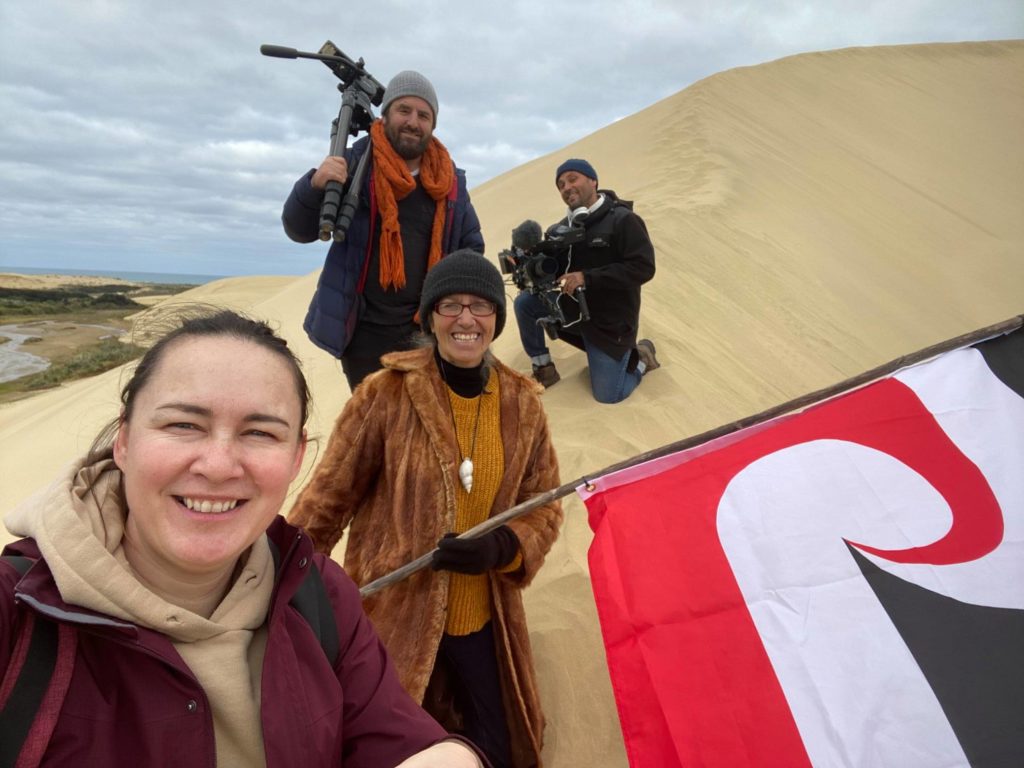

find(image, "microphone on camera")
[511,219,544,251]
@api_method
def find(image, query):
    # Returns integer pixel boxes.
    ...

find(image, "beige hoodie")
[5,457,275,768]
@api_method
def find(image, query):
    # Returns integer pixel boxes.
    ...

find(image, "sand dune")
[3,41,1022,766]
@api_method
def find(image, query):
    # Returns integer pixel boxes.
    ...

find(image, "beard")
[384,120,430,160]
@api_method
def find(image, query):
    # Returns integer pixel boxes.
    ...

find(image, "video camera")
[498,216,590,339]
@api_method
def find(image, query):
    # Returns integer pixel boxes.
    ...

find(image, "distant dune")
[0,273,141,290]
[3,41,1022,767]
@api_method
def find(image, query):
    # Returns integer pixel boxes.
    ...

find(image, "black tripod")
[261,41,385,242]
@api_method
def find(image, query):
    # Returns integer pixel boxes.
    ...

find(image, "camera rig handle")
[574,285,590,322]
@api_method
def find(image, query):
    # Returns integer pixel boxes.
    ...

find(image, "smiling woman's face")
[432,293,497,368]
[113,335,306,583]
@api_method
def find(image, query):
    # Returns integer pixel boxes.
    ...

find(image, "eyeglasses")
[434,300,496,318]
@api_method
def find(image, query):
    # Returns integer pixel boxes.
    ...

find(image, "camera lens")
[528,255,559,282]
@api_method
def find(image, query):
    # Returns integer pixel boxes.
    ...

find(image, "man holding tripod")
[283,70,484,390]
[513,158,659,403]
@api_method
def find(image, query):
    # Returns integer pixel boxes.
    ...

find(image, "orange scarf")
[370,119,455,290]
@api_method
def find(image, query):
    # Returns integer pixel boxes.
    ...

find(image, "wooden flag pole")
[359,313,1022,598]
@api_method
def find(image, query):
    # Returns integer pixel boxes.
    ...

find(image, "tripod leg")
[334,141,372,242]
[319,95,357,241]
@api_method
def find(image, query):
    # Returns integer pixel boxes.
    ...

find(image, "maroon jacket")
[1,517,483,767]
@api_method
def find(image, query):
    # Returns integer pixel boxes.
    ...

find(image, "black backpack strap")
[266,542,340,667]
[1,556,33,578]
[288,562,340,668]
[1,556,61,768]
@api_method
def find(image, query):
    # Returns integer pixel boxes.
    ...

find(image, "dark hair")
[90,306,310,457]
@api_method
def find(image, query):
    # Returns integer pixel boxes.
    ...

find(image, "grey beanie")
[381,70,439,125]
[419,250,506,338]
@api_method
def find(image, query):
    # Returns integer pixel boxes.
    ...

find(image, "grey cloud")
[1,0,1022,276]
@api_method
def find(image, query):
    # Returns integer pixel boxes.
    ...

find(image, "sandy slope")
[2,41,1022,767]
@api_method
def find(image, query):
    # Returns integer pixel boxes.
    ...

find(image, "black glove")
[430,526,520,575]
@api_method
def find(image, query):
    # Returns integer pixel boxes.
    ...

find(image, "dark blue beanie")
[555,158,597,184]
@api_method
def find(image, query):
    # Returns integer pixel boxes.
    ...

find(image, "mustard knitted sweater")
[445,375,521,635]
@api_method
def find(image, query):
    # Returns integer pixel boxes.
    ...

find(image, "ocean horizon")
[1,265,228,286]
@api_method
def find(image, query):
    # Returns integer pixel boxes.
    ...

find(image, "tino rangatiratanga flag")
[581,326,1023,767]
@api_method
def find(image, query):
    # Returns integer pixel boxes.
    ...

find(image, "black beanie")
[419,250,506,337]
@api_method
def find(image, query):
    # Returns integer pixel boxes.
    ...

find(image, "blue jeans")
[513,291,642,404]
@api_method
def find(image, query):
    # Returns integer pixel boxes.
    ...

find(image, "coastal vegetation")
[0,279,193,402]
[0,337,147,398]
[1,286,142,316]
[0,282,195,321]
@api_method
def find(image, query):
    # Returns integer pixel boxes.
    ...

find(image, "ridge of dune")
[2,41,1022,767]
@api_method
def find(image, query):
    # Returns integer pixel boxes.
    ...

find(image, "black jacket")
[557,190,655,359]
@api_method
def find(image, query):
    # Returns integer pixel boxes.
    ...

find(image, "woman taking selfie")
[1,310,486,768]
[290,251,563,768]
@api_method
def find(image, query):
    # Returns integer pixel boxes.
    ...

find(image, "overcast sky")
[1,1,1021,278]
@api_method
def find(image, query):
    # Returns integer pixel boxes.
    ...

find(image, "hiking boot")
[637,339,660,374]
[532,362,561,388]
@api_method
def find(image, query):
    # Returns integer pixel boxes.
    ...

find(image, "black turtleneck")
[434,348,487,398]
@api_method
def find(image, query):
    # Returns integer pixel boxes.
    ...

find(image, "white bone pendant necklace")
[439,356,485,493]
[458,456,475,493]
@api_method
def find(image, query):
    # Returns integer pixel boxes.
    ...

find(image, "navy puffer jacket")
[282,135,485,359]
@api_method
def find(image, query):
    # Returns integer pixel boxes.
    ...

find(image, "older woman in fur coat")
[289,250,562,768]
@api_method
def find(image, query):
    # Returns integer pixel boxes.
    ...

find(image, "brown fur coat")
[288,346,563,768]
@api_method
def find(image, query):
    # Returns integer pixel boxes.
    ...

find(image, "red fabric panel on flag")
[586,378,1001,767]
